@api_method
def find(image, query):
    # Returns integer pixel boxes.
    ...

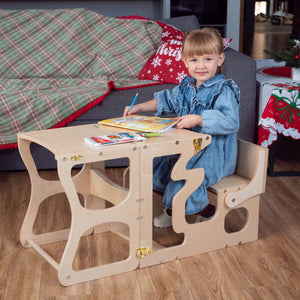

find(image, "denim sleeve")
[154,86,181,115]
[201,85,240,135]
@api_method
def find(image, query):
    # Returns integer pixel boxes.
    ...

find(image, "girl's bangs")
[183,33,222,57]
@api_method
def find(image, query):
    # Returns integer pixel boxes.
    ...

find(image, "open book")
[98,115,179,133]
[84,132,146,147]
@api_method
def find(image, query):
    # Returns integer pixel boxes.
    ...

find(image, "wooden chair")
[207,139,269,245]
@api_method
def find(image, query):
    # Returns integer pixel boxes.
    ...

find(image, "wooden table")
[18,124,211,285]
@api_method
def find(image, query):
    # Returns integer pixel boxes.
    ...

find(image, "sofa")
[0,10,257,171]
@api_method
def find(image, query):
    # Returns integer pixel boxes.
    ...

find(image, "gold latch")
[70,154,83,161]
[193,138,202,155]
[136,247,153,258]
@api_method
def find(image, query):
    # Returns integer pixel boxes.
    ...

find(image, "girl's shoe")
[195,204,215,223]
[195,214,213,223]
[154,208,172,228]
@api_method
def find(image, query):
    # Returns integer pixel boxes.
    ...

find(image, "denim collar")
[186,74,225,89]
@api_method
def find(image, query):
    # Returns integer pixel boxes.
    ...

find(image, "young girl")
[123,28,240,228]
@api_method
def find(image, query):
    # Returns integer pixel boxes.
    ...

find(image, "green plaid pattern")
[0,8,162,148]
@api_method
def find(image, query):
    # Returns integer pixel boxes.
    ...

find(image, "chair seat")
[209,174,249,194]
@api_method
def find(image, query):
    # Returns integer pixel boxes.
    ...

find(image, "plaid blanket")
[0,8,162,149]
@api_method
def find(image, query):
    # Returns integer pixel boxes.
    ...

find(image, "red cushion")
[139,23,232,84]
[139,23,187,84]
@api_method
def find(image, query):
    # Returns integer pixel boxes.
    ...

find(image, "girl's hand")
[123,99,158,117]
[176,114,203,129]
[123,105,139,117]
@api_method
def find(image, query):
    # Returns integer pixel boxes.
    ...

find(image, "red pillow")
[139,23,233,84]
[139,23,187,84]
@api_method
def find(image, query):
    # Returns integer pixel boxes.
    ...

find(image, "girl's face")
[183,52,225,88]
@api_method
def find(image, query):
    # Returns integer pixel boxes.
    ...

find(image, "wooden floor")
[1,151,300,299]
[243,20,291,59]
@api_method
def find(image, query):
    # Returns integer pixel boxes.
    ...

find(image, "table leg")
[18,138,69,247]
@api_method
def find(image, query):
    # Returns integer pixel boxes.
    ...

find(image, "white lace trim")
[259,117,300,147]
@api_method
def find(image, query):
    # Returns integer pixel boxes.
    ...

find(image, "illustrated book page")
[98,115,179,133]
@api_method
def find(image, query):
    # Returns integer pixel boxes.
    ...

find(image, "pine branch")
[264,41,300,68]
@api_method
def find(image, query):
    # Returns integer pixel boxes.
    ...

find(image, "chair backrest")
[235,139,267,181]
[224,139,269,208]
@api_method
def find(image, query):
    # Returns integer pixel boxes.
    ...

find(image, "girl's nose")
[197,60,205,68]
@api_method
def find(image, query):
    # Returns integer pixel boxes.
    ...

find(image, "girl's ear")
[218,53,225,66]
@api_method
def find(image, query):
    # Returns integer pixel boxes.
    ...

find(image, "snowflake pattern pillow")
[139,23,233,84]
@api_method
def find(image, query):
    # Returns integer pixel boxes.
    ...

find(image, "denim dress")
[153,74,240,215]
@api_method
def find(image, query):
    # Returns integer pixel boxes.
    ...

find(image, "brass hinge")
[136,247,153,258]
[193,138,202,155]
[70,154,83,161]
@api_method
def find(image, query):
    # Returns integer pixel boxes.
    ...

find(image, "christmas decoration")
[264,40,300,68]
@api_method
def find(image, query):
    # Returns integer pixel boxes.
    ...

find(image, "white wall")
[226,0,241,51]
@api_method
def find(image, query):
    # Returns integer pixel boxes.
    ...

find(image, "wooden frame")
[17,124,268,286]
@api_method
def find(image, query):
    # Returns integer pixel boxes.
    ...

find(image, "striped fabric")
[0,8,162,149]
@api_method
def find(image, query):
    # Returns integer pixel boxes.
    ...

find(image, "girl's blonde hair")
[182,28,224,73]
[182,27,224,56]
